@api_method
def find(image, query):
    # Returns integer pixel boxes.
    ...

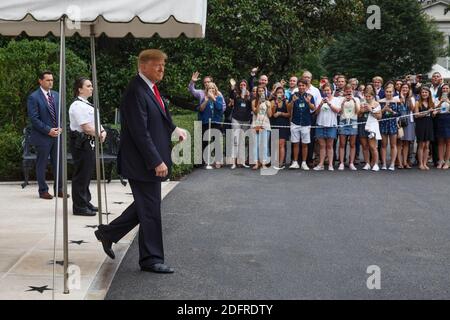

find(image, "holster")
[70,130,95,150]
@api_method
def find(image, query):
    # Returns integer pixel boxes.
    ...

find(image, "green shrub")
[0,125,22,181]
[0,39,88,130]
[0,39,88,181]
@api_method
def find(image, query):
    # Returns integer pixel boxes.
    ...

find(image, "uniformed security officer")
[68,77,106,216]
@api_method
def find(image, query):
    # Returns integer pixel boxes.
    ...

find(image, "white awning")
[0,0,207,38]
[428,63,450,79]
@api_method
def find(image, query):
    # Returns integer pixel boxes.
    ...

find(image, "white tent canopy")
[0,0,207,37]
[0,0,206,295]
[428,63,450,80]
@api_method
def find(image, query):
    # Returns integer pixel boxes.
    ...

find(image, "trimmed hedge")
[0,125,22,181]
[0,108,197,181]
[0,39,88,130]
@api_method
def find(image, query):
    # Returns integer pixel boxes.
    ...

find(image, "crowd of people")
[189,69,450,172]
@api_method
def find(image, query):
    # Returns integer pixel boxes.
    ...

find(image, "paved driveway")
[106,168,450,300]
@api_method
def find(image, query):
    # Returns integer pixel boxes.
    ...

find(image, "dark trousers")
[355,138,361,162]
[307,128,315,164]
[70,139,95,211]
[35,139,62,195]
[100,179,164,267]
[307,116,317,164]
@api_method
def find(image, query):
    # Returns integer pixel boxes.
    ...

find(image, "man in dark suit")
[430,72,444,166]
[27,71,64,199]
[95,49,187,274]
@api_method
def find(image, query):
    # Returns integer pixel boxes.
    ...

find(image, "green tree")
[60,0,364,111]
[322,0,445,82]
[150,0,365,107]
[0,39,88,129]
[1,1,365,115]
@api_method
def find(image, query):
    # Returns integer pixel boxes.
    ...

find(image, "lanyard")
[76,97,94,107]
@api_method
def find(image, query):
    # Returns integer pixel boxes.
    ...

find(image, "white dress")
[365,104,382,140]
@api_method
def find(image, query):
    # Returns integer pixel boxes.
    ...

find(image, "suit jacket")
[376,88,385,101]
[117,75,177,182]
[27,88,60,146]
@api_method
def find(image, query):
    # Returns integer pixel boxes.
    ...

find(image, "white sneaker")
[349,163,357,171]
[301,162,310,171]
[388,165,395,171]
[362,163,371,171]
[381,164,387,170]
[231,164,237,170]
[241,163,250,168]
[313,165,324,171]
[273,166,285,170]
[289,161,300,169]
[328,165,335,171]
[372,164,380,172]
[338,163,345,171]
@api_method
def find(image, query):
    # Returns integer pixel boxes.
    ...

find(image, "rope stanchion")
[210,106,446,130]
[52,35,66,300]
[99,138,109,224]
[90,27,103,227]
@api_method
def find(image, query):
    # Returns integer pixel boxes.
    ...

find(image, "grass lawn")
[170,107,197,180]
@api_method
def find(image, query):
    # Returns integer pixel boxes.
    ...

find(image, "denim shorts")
[338,119,358,136]
[315,127,337,139]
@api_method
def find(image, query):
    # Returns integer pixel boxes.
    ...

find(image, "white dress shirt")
[69,96,100,133]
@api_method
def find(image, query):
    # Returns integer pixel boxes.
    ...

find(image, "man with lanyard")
[288,79,316,170]
[69,77,106,216]
[302,71,322,167]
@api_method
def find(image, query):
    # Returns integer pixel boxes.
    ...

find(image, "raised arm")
[248,67,258,92]
[188,81,203,100]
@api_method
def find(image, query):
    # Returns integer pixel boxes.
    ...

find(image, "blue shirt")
[290,93,315,126]
[284,88,298,101]
[198,95,224,124]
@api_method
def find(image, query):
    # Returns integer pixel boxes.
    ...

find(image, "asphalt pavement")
[106,167,450,300]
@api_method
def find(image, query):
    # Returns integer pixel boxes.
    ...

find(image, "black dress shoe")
[94,229,115,259]
[87,203,98,212]
[73,208,96,216]
[141,263,174,274]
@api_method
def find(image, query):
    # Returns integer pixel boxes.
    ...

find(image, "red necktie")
[152,84,166,113]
